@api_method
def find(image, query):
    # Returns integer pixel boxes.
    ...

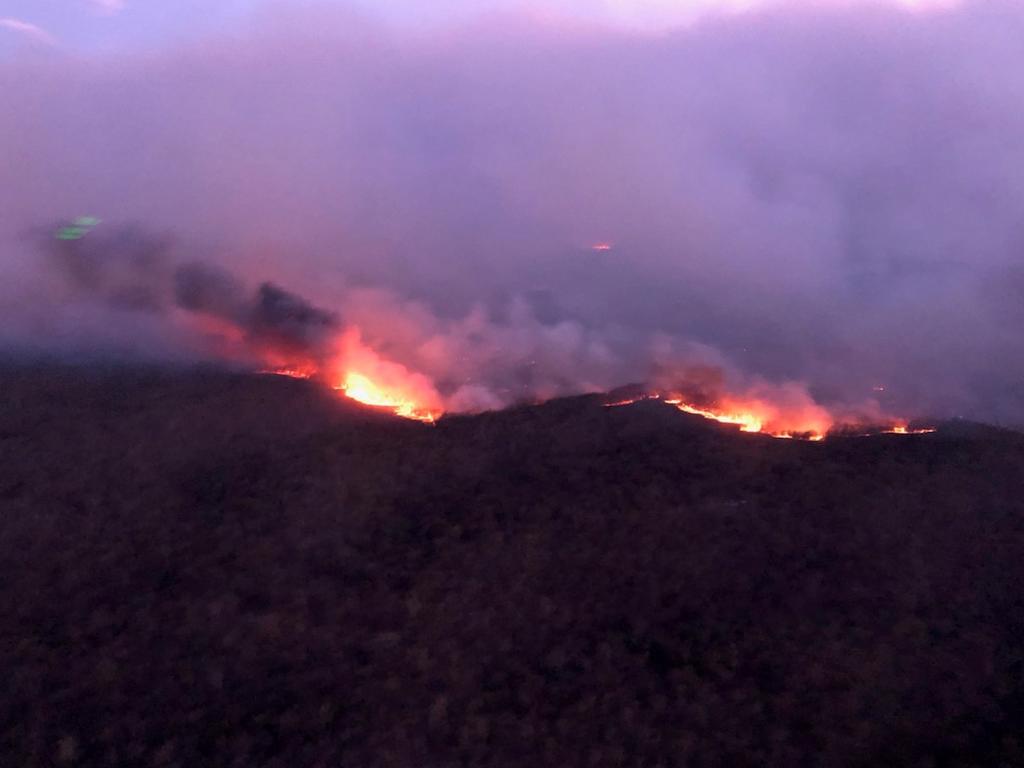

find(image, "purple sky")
[3,0,1024,425]
[1,0,960,52]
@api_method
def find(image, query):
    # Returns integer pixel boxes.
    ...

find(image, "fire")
[665,390,833,440]
[667,400,765,434]
[260,365,317,380]
[190,284,926,435]
[323,328,444,423]
[337,371,438,423]
[882,425,937,435]
[605,392,931,441]
[607,393,829,439]
[255,329,443,423]
[261,364,440,422]
[260,359,935,436]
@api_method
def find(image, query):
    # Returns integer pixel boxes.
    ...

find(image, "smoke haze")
[3,0,1024,423]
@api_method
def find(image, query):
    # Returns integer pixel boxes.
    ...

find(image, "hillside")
[3,364,1024,767]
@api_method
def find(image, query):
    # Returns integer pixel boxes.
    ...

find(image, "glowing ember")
[337,372,438,423]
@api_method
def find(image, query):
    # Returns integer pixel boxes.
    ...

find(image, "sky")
[4,0,1024,427]
[1,0,252,53]
[1,0,962,52]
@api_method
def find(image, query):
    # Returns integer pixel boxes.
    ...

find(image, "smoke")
[172,270,339,362]
[3,1,1024,423]
[36,225,340,367]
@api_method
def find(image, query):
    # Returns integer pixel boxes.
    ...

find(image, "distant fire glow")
[591,242,614,252]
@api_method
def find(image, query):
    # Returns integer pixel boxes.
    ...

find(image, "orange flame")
[324,328,443,423]
[882,425,937,435]
[605,392,929,441]
[607,393,829,439]
[336,371,438,423]
[664,393,832,440]
[260,363,440,422]
[235,313,930,437]
[254,329,442,423]
[667,400,766,434]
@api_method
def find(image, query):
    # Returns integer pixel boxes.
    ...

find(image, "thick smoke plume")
[40,224,338,367]
[3,1,1024,424]
[174,269,339,362]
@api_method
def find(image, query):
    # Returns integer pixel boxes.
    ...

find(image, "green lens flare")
[56,226,85,240]
[54,216,100,240]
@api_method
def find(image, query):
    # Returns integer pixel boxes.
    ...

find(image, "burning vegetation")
[39,220,937,434]
[604,392,935,441]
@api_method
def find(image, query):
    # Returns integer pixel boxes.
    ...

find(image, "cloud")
[367,0,965,32]
[0,17,57,46]
[599,0,965,21]
[87,0,127,15]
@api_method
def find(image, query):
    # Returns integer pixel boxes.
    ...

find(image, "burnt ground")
[3,364,1024,767]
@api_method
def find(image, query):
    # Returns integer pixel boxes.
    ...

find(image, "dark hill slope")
[3,365,1024,767]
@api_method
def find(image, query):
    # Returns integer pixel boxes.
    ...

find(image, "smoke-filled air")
[3,0,1023,436]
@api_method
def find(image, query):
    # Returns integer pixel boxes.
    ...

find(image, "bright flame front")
[668,401,765,434]
[604,392,929,441]
[337,371,438,423]
[664,395,830,440]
